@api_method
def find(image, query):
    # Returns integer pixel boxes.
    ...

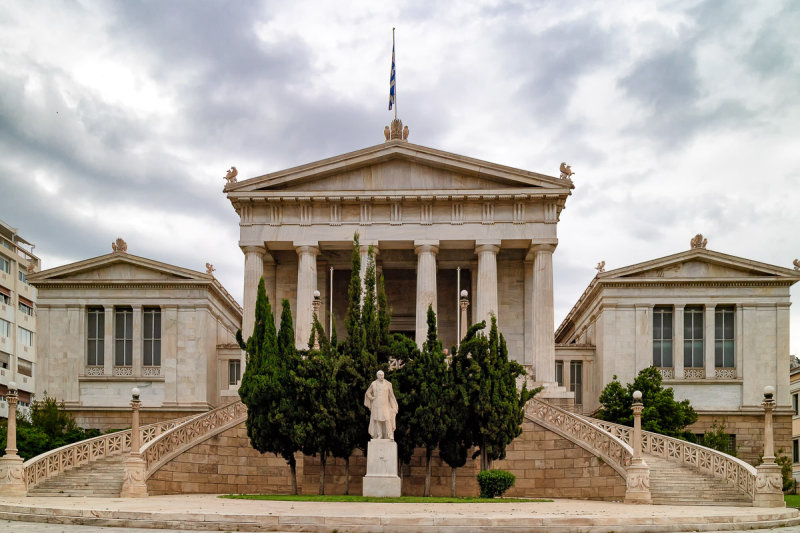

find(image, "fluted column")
[474,241,500,328]
[532,243,556,384]
[241,245,266,340]
[415,241,439,346]
[295,244,320,349]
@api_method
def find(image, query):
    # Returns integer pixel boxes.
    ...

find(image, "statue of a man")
[364,370,398,440]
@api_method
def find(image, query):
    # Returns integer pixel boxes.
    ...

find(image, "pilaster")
[415,241,439,347]
[673,306,684,379]
[132,305,142,376]
[103,305,113,376]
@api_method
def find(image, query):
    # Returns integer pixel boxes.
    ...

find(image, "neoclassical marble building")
[225,124,573,384]
[555,240,800,463]
[28,245,242,429]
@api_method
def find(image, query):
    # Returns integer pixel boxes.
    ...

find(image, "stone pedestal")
[754,463,785,507]
[624,462,652,504]
[0,456,26,496]
[363,439,401,497]
[120,455,148,498]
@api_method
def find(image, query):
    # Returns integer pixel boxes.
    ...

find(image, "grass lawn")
[221,494,551,503]
[785,494,800,507]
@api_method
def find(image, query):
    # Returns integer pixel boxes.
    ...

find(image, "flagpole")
[393,27,397,120]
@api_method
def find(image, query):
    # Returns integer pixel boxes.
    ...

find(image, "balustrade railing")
[23,415,198,489]
[142,400,248,479]
[524,398,633,477]
[586,416,756,498]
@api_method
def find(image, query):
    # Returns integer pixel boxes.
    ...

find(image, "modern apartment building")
[0,219,40,420]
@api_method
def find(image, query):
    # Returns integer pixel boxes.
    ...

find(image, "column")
[103,305,113,376]
[415,241,439,347]
[295,244,319,350]
[474,241,500,328]
[523,258,534,366]
[359,241,379,304]
[263,253,277,329]
[241,245,266,340]
[704,305,715,379]
[132,305,142,376]
[532,243,556,384]
[673,306,684,379]
[0,382,26,496]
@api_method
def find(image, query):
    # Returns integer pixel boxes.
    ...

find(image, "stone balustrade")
[524,397,633,477]
[23,416,197,489]
[587,417,757,499]
[141,400,248,480]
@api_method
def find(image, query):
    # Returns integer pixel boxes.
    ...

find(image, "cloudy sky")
[1,0,799,354]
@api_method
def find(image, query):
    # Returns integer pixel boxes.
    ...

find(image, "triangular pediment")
[225,140,572,195]
[28,253,209,283]
[601,249,800,281]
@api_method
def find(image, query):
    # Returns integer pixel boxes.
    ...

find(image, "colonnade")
[240,240,557,382]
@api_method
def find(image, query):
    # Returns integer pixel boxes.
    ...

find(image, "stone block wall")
[689,413,791,466]
[147,417,626,501]
[147,423,300,495]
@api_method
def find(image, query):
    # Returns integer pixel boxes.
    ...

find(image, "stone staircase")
[646,454,752,506]
[27,455,125,497]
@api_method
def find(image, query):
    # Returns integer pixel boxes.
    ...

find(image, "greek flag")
[388,39,396,110]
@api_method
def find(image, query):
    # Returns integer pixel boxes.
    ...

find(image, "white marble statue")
[364,370,398,440]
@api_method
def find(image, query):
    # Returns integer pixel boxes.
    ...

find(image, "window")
[570,360,583,405]
[18,269,28,284]
[143,307,161,367]
[0,256,9,274]
[684,307,704,368]
[17,358,32,377]
[229,359,241,386]
[114,307,133,366]
[18,327,33,346]
[653,307,673,367]
[794,393,799,416]
[87,308,104,366]
[727,434,737,456]
[715,306,735,368]
[0,318,9,337]
[555,360,564,387]
[0,290,9,306]
[794,439,799,464]
[18,301,33,316]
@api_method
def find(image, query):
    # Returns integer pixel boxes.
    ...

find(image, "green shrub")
[477,469,516,498]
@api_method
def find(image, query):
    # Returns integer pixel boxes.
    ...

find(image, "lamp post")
[459,290,469,346]
[311,290,321,350]
[121,387,148,497]
[754,385,784,507]
[624,390,651,504]
[0,381,27,496]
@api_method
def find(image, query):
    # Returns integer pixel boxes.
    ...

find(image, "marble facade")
[225,127,573,383]
[28,247,242,429]
[555,244,800,464]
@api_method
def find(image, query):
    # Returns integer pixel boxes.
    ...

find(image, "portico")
[226,125,573,381]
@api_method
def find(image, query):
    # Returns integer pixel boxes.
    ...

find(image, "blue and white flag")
[388,38,396,111]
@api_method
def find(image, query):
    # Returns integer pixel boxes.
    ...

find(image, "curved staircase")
[18,399,760,506]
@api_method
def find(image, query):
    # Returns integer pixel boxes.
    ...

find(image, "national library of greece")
[1,120,796,502]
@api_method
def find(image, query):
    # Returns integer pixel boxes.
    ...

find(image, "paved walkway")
[1,495,799,532]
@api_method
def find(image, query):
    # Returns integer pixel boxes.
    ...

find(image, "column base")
[121,455,148,498]
[754,463,785,507]
[0,455,26,497]
[624,461,652,505]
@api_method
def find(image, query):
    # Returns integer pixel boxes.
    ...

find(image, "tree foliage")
[595,366,698,438]
[0,394,101,461]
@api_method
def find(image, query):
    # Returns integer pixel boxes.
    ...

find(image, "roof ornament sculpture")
[111,238,127,254]
[690,234,708,249]
[595,261,605,273]
[223,166,238,185]
[793,259,800,271]
[206,262,215,275]
[559,162,575,180]
[384,118,409,142]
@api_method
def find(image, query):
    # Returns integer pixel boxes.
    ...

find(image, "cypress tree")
[377,273,391,363]
[410,305,449,496]
[388,334,420,481]
[362,247,379,356]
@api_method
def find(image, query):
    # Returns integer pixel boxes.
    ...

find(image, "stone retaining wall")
[689,413,791,466]
[147,417,626,500]
[70,409,204,432]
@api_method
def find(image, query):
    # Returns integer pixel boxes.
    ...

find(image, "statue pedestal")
[362,439,401,497]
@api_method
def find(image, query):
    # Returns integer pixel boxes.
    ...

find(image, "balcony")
[0,400,7,419]
[0,335,9,351]
[17,374,34,393]
[0,302,12,322]
[0,367,8,387]
[17,282,34,301]
[19,311,35,329]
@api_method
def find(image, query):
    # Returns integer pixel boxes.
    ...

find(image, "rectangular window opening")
[715,306,735,368]
[684,307,704,368]
[87,307,105,367]
[653,307,673,368]
[555,360,564,388]
[114,307,133,367]
[229,359,241,386]
[570,360,583,406]
[143,307,161,367]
